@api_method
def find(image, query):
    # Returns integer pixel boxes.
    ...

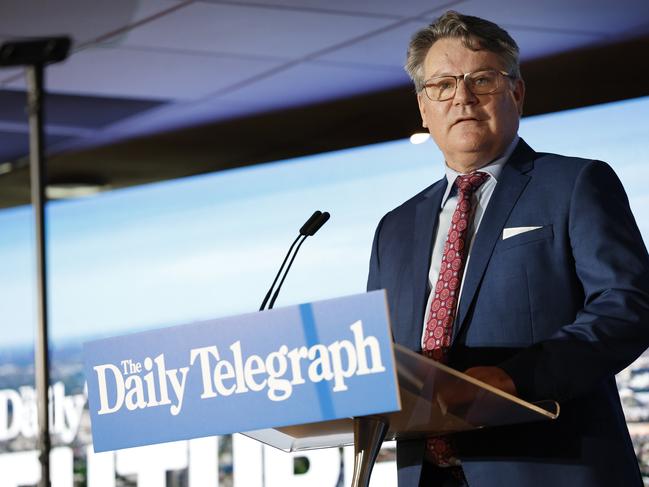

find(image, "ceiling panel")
[0,89,164,129]
[48,97,251,148]
[316,19,601,69]
[4,45,283,100]
[212,60,407,111]
[117,1,395,58]
[316,20,436,68]
[450,0,649,37]
[94,64,408,131]
[197,0,462,18]
[51,60,409,147]
[0,0,153,44]
[506,27,602,61]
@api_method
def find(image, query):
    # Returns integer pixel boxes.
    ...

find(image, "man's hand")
[464,366,518,396]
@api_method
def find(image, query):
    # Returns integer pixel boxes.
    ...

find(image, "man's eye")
[473,76,489,86]
[436,80,454,91]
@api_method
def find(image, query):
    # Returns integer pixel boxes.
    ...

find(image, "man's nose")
[454,78,478,105]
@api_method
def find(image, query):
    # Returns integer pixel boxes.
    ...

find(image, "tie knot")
[455,171,489,194]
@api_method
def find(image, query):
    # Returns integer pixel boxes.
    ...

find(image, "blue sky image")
[1,95,648,349]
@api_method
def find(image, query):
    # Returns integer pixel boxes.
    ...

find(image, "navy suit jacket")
[367,139,649,486]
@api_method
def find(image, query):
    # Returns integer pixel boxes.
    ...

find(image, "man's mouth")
[453,117,480,125]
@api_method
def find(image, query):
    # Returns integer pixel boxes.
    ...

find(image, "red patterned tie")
[423,170,489,466]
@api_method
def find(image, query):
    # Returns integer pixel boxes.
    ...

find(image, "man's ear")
[512,78,525,116]
[417,92,428,128]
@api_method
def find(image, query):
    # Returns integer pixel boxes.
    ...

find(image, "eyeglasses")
[422,69,514,101]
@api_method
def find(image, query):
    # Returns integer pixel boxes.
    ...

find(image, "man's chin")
[449,137,492,156]
[442,139,499,171]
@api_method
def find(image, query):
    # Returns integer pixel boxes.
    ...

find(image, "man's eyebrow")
[426,65,496,80]
[427,71,454,79]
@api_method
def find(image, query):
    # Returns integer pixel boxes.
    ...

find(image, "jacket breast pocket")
[496,224,554,253]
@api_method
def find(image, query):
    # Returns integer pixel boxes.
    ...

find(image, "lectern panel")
[244,343,559,451]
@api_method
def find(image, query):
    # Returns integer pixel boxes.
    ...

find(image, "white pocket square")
[502,226,543,240]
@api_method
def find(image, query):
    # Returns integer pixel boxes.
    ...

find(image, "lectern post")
[351,416,390,487]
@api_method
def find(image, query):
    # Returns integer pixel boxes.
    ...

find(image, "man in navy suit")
[367,11,649,487]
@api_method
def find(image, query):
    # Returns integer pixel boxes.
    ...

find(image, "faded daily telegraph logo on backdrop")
[84,291,399,452]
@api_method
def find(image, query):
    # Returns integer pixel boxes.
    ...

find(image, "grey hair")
[405,11,521,92]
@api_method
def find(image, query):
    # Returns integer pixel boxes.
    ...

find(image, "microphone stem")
[268,234,309,309]
[259,234,302,311]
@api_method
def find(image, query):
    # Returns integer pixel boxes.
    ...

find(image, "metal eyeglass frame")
[422,69,514,101]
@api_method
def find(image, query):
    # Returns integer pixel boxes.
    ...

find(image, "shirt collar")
[440,135,519,207]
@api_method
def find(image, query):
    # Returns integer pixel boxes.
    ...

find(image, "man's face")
[417,37,525,172]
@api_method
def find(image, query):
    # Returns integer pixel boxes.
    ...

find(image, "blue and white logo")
[84,291,399,452]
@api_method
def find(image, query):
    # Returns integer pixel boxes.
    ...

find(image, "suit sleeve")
[367,213,387,292]
[500,160,649,402]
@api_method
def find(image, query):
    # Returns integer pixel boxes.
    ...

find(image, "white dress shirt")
[421,136,519,347]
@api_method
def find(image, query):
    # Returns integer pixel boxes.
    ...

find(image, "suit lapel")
[409,179,447,350]
[453,140,536,342]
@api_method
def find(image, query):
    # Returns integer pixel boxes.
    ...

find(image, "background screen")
[1,95,649,486]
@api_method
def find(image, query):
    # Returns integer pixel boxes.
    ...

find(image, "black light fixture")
[0,37,71,66]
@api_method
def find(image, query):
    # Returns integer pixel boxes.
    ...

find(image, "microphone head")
[299,211,322,236]
[307,211,330,236]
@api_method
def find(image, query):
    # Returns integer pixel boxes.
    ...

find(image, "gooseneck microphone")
[258,211,321,311]
[259,211,330,311]
[300,210,324,236]
[305,211,330,236]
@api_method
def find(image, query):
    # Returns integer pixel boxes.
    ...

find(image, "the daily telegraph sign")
[84,291,400,452]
